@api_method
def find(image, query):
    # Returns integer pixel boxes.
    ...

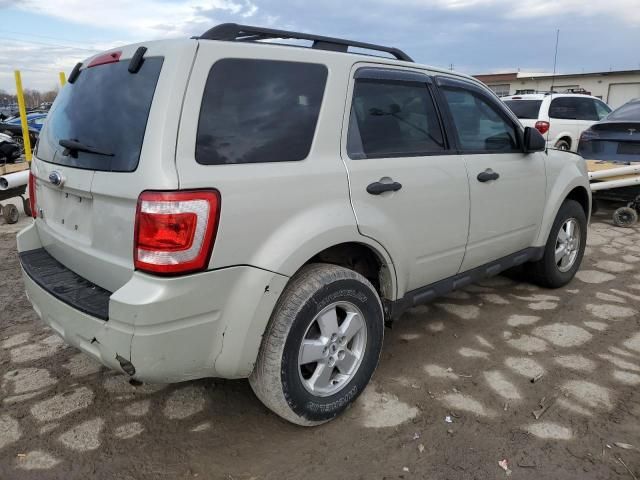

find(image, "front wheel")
[527,199,587,288]
[250,263,384,426]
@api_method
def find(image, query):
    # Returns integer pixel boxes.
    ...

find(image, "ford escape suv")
[19,23,591,426]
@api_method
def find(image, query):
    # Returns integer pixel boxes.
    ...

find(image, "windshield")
[503,100,542,119]
[37,56,163,172]
[607,100,640,121]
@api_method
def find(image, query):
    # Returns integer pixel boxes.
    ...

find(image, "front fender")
[534,150,590,247]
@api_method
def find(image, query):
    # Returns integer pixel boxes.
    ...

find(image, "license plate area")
[41,186,93,243]
[617,142,640,155]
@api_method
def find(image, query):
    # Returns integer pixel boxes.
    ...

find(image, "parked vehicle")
[502,93,611,152]
[579,98,640,225]
[0,132,20,162]
[578,98,640,162]
[4,112,47,132]
[0,121,39,154]
[18,23,591,426]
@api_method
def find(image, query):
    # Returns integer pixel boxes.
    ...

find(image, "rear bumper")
[17,222,289,383]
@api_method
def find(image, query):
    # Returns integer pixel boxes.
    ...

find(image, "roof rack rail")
[197,23,414,62]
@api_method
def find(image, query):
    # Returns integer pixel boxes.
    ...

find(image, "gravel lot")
[1,206,639,480]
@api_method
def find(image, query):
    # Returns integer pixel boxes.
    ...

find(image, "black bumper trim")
[19,248,111,320]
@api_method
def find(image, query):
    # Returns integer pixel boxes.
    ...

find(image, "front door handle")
[367,180,403,195]
[477,168,500,182]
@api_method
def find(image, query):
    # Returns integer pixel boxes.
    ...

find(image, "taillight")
[134,190,220,275]
[535,121,550,135]
[580,129,599,142]
[28,172,36,219]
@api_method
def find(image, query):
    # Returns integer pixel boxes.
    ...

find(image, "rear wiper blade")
[59,139,114,157]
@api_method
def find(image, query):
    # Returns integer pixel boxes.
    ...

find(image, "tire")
[2,204,19,224]
[613,207,638,227]
[527,199,587,288]
[249,263,384,426]
[555,139,571,151]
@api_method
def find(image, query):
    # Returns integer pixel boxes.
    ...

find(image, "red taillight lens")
[134,190,220,275]
[28,172,36,219]
[535,121,550,135]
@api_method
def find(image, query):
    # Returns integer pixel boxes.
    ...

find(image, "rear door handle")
[477,169,500,182]
[366,180,403,195]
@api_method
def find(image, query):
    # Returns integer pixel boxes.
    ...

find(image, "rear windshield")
[196,59,327,165]
[607,101,640,121]
[503,100,542,119]
[37,57,163,172]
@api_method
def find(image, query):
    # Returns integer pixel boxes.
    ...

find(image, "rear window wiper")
[59,139,114,157]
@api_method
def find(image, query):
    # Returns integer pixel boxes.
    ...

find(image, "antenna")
[550,28,559,93]
[547,28,560,151]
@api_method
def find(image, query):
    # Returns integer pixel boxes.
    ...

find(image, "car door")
[342,66,470,296]
[548,96,582,150]
[435,76,546,272]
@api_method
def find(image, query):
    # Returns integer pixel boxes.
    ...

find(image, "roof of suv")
[502,93,602,101]
[192,23,481,84]
[78,24,485,93]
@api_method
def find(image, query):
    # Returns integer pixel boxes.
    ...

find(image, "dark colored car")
[578,98,640,162]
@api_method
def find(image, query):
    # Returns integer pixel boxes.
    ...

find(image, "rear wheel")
[527,199,587,288]
[555,139,571,151]
[250,263,384,426]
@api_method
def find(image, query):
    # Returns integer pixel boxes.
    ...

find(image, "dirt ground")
[1,205,639,480]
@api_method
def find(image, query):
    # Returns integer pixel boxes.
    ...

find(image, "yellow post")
[13,70,32,162]
[59,71,66,86]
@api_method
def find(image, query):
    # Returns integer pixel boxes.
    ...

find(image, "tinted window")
[38,57,163,172]
[607,100,640,121]
[196,59,327,165]
[504,100,542,119]
[347,79,445,159]
[549,97,599,120]
[442,86,519,152]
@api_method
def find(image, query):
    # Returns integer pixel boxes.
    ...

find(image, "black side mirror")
[523,126,546,153]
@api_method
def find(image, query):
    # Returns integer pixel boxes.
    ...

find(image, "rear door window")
[37,57,164,172]
[503,100,542,119]
[196,59,327,165]
[347,79,445,159]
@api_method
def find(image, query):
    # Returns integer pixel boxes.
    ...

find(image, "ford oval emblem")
[49,171,64,187]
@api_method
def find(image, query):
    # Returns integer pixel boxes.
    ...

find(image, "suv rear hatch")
[30,40,197,292]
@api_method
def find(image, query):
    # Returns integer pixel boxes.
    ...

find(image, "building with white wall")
[474,70,640,108]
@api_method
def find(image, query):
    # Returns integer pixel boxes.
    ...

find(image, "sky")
[1,0,640,93]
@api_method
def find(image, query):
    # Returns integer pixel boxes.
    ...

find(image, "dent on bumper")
[18,222,289,383]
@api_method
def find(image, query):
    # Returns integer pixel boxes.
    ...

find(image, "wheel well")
[557,136,572,148]
[304,242,391,300]
[566,186,590,217]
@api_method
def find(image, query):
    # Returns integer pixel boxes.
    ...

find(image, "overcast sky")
[1,0,640,92]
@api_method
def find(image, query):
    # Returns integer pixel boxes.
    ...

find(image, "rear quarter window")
[196,59,328,165]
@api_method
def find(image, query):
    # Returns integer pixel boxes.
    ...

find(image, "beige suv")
[18,23,590,426]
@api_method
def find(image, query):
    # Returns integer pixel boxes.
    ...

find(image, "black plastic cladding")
[198,23,414,62]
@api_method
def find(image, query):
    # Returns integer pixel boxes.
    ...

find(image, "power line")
[0,35,98,52]
[0,29,97,46]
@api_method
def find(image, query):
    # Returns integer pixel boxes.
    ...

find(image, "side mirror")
[523,126,546,153]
